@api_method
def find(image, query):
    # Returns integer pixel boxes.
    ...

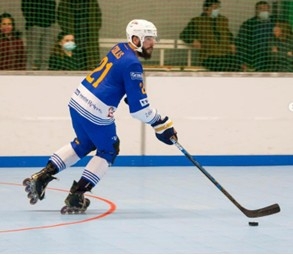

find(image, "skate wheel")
[60,206,74,214]
[85,198,90,207]
[22,178,31,186]
[27,192,34,199]
[60,206,87,215]
[30,197,38,205]
[60,206,68,215]
[25,185,31,193]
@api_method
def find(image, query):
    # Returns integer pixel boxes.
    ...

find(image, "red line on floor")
[0,182,117,233]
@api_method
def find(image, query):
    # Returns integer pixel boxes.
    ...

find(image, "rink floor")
[0,165,292,254]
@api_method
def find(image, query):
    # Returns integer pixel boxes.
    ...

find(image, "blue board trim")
[0,155,293,167]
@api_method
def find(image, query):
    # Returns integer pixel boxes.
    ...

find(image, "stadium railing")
[99,38,206,71]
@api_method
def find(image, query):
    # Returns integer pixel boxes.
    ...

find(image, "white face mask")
[258,11,270,20]
[211,9,220,18]
[63,41,76,51]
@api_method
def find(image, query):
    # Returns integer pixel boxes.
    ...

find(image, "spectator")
[236,1,276,71]
[179,0,240,71]
[0,12,26,70]
[49,31,84,70]
[267,20,293,72]
[21,0,56,70]
[57,0,102,70]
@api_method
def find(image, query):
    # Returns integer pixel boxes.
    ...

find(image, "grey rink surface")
[0,166,292,254]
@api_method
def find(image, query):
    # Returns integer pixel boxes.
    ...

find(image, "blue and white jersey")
[69,42,160,125]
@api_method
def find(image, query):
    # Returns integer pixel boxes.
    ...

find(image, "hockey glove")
[151,116,177,145]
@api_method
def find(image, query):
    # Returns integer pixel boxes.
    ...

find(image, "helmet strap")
[130,35,143,52]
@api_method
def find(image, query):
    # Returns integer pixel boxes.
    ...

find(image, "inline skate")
[61,180,92,214]
[23,162,58,204]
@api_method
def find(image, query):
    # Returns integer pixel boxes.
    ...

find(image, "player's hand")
[151,116,177,145]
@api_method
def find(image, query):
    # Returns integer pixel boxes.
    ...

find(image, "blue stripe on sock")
[82,169,100,186]
[50,154,66,171]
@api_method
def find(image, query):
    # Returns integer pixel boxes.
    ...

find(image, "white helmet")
[126,19,158,52]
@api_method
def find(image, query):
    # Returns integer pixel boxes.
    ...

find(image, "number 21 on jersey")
[85,57,113,88]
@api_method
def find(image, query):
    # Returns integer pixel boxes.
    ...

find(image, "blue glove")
[151,116,177,145]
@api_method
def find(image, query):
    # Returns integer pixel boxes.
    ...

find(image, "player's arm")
[123,63,177,145]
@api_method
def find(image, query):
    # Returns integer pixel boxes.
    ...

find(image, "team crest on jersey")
[130,72,143,80]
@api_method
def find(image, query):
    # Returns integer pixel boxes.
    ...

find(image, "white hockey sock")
[50,144,80,171]
[82,156,109,186]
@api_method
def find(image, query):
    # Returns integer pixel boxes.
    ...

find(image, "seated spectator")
[49,31,84,70]
[179,0,240,71]
[57,0,102,70]
[236,1,276,71]
[267,20,293,72]
[0,12,26,70]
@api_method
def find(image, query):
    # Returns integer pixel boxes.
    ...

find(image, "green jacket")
[180,14,234,62]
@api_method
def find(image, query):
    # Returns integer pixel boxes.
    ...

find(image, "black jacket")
[235,16,276,70]
[21,0,56,29]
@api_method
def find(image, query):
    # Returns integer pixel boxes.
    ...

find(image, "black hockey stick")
[170,137,281,218]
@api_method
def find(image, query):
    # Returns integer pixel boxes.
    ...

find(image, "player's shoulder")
[115,43,141,64]
[120,42,138,58]
[110,42,136,59]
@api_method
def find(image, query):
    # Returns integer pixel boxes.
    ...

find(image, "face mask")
[211,9,220,18]
[258,11,270,20]
[63,41,76,51]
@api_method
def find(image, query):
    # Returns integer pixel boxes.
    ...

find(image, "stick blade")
[242,203,281,218]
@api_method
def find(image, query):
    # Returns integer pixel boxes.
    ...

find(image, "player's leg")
[23,140,94,204]
[61,122,120,214]
[61,155,108,214]
[23,110,96,204]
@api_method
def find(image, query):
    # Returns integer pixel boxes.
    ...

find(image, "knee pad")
[96,137,120,165]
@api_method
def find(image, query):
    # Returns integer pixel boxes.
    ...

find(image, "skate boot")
[23,162,58,205]
[61,180,92,214]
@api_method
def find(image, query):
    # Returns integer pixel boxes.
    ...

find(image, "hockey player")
[23,19,178,214]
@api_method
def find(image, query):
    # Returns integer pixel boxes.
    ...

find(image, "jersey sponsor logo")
[74,88,80,96]
[130,72,143,80]
[139,98,149,107]
[73,88,102,114]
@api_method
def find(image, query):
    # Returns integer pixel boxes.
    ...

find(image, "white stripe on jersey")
[131,107,161,124]
[69,84,115,126]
